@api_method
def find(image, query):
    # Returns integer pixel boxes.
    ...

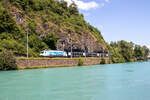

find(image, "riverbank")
[16,57,111,70]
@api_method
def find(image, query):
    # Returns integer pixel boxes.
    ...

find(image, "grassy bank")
[16,57,109,60]
[17,64,77,70]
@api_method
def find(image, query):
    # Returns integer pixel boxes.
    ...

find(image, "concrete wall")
[17,58,110,69]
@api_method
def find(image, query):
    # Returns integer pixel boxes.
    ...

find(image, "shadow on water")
[126,69,134,72]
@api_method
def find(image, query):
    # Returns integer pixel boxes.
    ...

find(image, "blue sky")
[65,0,150,46]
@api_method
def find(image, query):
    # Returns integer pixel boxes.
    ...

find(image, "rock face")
[57,32,105,53]
[2,0,108,56]
[8,5,107,53]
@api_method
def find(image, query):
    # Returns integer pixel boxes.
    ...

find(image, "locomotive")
[40,50,67,57]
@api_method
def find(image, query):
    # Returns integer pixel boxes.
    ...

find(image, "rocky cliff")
[0,0,108,56]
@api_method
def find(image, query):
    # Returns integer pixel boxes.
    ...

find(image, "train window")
[41,51,44,54]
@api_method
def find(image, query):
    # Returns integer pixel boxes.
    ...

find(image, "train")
[40,50,110,57]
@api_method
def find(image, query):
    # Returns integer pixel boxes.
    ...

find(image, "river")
[0,61,150,100]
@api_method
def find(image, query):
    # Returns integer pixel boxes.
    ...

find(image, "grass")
[17,64,78,70]
[16,57,109,60]
[17,63,103,70]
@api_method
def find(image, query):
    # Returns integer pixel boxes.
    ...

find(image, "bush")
[100,58,106,64]
[0,50,17,70]
[78,58,84,66]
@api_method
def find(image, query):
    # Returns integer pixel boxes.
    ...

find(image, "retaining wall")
[17,58,110,69]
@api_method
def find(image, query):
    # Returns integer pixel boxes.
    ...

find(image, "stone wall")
[17,58,110,69]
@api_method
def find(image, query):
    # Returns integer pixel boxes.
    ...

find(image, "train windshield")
[41,51,44,54]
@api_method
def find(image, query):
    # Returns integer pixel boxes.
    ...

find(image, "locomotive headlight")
[83,53,86,56]
[68,52,71,56]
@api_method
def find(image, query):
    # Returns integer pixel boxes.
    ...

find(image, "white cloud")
[64,0,72,5]
[105,0,110,3]
[64,0,100,10]
[146,45,150,49]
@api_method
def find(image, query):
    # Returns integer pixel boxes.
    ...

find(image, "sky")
[64,0,150,47]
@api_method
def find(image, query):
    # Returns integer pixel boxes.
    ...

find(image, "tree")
[142,46,149,59]
[134,45,144,60]
[134,45,149,60]
[118,40,135,62]
[60,0,68,10]
[69,1,79,15]
[0,3,16,33]
[0,50,17,70]
[29,34,48,54]
[109,40,149,63]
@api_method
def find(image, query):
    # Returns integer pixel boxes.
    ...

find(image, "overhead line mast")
[27,31,29,58]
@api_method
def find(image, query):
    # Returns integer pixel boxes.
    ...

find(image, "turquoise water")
[0,62,150,100]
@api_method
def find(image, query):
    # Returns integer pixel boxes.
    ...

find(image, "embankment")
[16,58,111,70]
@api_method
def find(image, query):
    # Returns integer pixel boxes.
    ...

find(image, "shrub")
[0,39,26,55]
[28,20,36,33]
[0,50,17,70]
[78,58,84,66]
[100,58,106,64]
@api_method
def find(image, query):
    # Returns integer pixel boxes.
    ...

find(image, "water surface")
[0,62,150,100]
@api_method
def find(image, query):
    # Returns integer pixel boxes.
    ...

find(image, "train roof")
[42,50,65,52]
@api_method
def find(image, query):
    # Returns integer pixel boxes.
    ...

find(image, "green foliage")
[134,45,149,61]
[109,41,134,62]
[110,48,125,63]
[69,1,79,15]
[109,40,149,63]
[28,20,36,33]
[29,34,48,55]
[118,41,135,62]
[78,58,84,66]
[100,58,106,64]
[0,39,26,55]
[0,3,15,33]
[0,1,27,55]
[0,32,13,40]
[0,2,25,37]
[0,50,17,70]
[143,46,149,59]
